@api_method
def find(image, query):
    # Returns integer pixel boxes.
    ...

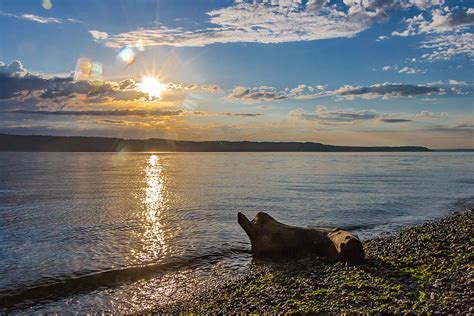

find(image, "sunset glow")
[0,0,472,148]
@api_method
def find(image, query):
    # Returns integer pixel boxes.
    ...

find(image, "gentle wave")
[0,247,250,308]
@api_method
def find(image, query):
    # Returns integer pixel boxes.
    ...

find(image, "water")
[0,152,472,312]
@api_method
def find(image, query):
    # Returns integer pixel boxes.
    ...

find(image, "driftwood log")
[238,212,365,263]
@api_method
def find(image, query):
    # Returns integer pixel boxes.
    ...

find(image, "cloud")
[343,0,439,11]
[193,111,263,117]
[0,59,222,120]
[0,63,74,100]
[0,74,150,102]
[382,65,425,74]
[378,118,412,123]
[416,110,448,118]
[423,123,474,134]
[0,11,63,24]
[333,83,442,100]
[92,0,426,49]
[0,60,221,106]
[99,119,152,127]
[455,123,474,128]
[20,14,61,24]
[392,7,474,60]
[306,0,328,12]
[449,86,469,95]
[227,82,445,103]
[290,105,419,126]
[89,30,109,40]
[5,109,184,117]
[376,35,389,41]
[180,83,220,93]
[398,66,425,74]
[421,32,474,61]
[393,8,474,36]
[226,84,327,103]
[0,60,28,78]
[225,112,263,117]
[448,79,469,85]
[227,86,287,103]
[424,7,474,31]
[290,105,379,125]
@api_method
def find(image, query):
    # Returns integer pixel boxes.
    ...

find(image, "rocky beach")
[155,208,473,314]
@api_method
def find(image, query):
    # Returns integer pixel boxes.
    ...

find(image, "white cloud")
[398,66,425,74]
[382,65,392,71]
[95,0,435,49]
[21,14,61,24]
[89,30,109,40]
[450,86,469,95]
[345,0,440,11]
[448,79,468,85]
[393,8,474,36]
[423,7,474,32]
[376,35,389,41]
[0,11,62,24]
[392,7,474,60]
[421,32,474,60]
[416,110,448,118]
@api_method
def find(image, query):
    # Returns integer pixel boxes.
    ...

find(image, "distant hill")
[0,134,434,152]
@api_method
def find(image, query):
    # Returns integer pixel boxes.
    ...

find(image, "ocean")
[0,152,472,312]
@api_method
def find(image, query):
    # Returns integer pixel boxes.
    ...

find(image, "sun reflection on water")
[137,154,169,260]
[145,154,163,222]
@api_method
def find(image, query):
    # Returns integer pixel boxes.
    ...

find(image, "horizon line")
[1,133,473,151]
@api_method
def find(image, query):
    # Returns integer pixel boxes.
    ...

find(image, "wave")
[455,178,474,184]
[449,196,474,212]
[0,247,250,309]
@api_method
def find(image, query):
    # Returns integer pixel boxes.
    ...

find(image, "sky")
[0,0,473,148]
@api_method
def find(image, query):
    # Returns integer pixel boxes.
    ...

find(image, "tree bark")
[238,212,365,263]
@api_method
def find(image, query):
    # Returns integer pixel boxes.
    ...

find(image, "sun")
[139,76,164,98]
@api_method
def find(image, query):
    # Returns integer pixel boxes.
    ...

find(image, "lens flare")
[42,0,52,9]
[90,61,103,81]
[117,45,137,65]
[74,58,103,83]
[139,77,164,98]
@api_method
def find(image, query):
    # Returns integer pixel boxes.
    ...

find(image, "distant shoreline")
[1,133,471,152]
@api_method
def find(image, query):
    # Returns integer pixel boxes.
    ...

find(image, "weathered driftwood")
[238,212,365,263]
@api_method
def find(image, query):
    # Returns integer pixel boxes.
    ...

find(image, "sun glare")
[140,77,164,98]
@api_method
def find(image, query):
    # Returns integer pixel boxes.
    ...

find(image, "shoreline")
[154,208,473,314]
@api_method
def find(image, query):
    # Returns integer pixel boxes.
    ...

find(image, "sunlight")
[140,154,168,259]
[139,76,164,99]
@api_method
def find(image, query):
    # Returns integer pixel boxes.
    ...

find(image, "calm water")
[0,152,473,312]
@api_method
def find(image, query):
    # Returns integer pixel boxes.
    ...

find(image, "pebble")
[151,209,474,314]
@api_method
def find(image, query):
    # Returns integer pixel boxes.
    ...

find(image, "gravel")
[152,209,473,314]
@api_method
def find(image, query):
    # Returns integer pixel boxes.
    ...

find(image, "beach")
[157,208,473,314]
